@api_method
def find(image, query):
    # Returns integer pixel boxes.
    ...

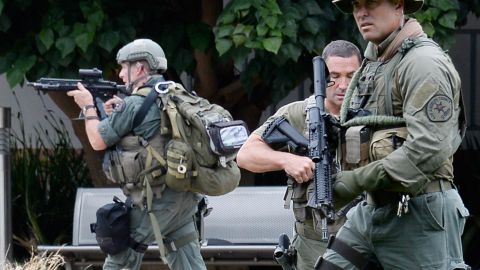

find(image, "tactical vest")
[340,36,466,175]
[104,87,171,207]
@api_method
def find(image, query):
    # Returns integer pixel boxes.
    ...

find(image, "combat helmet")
[116,39,167,72]
[332,0,423,14]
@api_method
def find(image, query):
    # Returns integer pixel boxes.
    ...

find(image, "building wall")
[0,75,81,148]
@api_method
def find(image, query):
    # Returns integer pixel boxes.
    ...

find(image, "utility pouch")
[105,148,145,185]
[165,139,195,192]
[344,126,371,168]
[208,120,249,157]
[90,196,130,255]
[291,183,309,222]
[369,127,408,161]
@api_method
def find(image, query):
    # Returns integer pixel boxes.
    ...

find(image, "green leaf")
[300,35,315,52]
[263,0,282,15]
[231,46,251,68]
[99,31,120,52]
[0,0,4,16]
[300,0,322,15]
[6,68,24,87]
[422,22,435,37]
[0,52,15,74]
[187,23,211,51]
[39,29,54,50]
[75,33,91,52]
[88,10,104,27]
[16,55,37,73]
[262,37,282,54]
[216,38,233,56]
[438,11,457,29]
[55,37,75,58]
[302,16,321,35]
[232,34,246,47]
[265,15,278,29]
[218,13,235,24]
[431,0,458,11]
[215,25,234,39]
[281,20,298,40]
[281,43,302,62]
[233,23,246,35]
[256,24,269,37]
[270,29,282,37]
[244,40,262,49]
[283,6,303,21]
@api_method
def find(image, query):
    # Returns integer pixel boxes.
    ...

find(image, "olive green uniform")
[321,25,470,269]
[99,76,206,270]
[254,97,352,270]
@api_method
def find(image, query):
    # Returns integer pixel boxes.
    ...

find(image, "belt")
[366,179,453,206]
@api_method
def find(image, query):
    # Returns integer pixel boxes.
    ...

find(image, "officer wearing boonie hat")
[332,0,423,14]
[314,0,470,269]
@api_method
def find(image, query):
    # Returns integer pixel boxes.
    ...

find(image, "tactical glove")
[333,160,391,208]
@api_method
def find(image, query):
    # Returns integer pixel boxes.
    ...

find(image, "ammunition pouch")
[342,126,371,170]
[369,127,408,161]
[103,133,168,206]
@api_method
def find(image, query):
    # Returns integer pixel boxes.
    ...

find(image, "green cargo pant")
[103,188,207,270]
[291,215,347,270]
[321,188,470,269]
[291,233,327,270]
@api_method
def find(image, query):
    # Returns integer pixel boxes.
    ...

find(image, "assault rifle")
[27,68,127,119]
[261,57,334,242]
[306,56,334,242]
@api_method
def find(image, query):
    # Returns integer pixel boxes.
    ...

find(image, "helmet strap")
[125,62,150,93]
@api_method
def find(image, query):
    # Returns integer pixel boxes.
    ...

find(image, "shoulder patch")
[426,95,452,122]
[113,99,126,113]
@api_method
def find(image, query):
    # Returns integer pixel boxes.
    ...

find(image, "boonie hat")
[332,0,423,14]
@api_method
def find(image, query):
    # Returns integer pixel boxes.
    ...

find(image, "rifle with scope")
[27,68,127,119]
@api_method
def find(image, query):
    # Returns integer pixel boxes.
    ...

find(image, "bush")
[10,92,92,258]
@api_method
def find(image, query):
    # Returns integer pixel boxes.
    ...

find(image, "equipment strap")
[163,231,198,253]
[314,257,344,270]
[133,87,159,129]
[326,235,368,269]
[129,238,148,253]
[145,176,167,261]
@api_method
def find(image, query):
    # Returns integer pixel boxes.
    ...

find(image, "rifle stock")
[262,116,309,154]
[307,56,334,242]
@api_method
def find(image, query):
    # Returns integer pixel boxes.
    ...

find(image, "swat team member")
[314,0,471,269]
[236,40,362,270]
[67,39,207,270]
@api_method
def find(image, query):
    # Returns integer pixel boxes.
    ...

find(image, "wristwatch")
[82,104,96,115]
